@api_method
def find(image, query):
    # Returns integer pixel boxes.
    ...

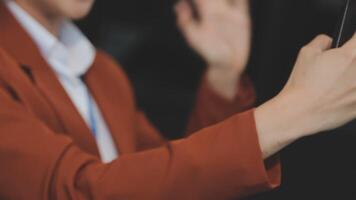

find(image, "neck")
[14,1,64,37]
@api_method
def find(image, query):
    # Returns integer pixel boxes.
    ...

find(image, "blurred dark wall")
[79,0,204,139]
[79,0,356,199]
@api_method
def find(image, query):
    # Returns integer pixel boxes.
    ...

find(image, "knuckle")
[318,34,331,42]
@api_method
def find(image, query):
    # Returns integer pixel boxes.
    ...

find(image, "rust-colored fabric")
[187,73,256,133]
[0,2,280,200]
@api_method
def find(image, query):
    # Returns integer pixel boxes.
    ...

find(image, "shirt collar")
[5,0,95,78]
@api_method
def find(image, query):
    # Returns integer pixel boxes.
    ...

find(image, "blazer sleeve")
[0,80,280,200]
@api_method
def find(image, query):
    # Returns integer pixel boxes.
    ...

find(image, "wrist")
[206,67,243,100]
[254,90,318,158]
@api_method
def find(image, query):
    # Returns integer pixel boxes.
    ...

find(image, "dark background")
[78,0,356,199]
[79,0,205,139]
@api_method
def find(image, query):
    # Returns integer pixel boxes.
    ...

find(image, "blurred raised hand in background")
[175,0,252,100]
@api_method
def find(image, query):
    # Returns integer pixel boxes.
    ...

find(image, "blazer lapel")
[85,54,137,154]
[0,2,100,156]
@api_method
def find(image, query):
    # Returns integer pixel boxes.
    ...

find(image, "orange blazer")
[0,2,280,200]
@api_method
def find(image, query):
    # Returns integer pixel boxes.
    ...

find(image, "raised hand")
[255,34,356,158]
[175,0,251,99]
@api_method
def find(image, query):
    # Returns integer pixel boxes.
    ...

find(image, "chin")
[66,1,94,20]
[68,9,91,20]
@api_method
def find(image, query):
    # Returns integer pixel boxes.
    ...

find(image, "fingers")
[299,35,332,58]
[188,0,249,21]
[230,0,250,12]
[195,0,230,16]
[175,0,196,29]
[307,34,333,52]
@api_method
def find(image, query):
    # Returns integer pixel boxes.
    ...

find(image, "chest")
[0,57,139,156]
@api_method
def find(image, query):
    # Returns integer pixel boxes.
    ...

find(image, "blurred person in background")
[1,0,356,199]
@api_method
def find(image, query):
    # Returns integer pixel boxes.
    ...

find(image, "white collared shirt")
[6,0,119,163]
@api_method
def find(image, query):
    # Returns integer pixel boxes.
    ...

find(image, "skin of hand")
[175,0,251,100]
[256,34,356,158]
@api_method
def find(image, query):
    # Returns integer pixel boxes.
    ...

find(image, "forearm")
[0,111,279,200]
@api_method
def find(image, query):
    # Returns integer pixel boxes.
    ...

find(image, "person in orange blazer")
[1,0,356,199]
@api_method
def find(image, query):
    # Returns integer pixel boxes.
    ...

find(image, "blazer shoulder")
[96,49,124,71]
[0,47,18,66]
[93,49,136,98]
[95,49,132,83]
[0,47,21,79]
